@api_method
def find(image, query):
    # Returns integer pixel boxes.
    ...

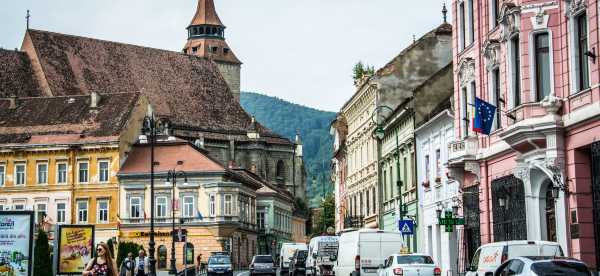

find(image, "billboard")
[0,211,34,276]
[56,225,95,275]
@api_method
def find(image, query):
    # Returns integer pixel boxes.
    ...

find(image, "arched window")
[276,160,285,182]
[185,242,194,265]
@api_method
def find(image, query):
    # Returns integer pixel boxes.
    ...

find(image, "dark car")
[207,253,233,276]
[250,255,276,276]
[289,250,308,276]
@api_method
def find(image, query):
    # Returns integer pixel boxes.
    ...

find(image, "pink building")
[448,0,600,271]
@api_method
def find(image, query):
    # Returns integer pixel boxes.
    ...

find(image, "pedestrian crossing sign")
[398,219,414,235]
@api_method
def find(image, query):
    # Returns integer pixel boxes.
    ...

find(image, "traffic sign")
[398,219,414,235]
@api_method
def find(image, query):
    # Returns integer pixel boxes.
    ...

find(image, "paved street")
[157,270,249,276]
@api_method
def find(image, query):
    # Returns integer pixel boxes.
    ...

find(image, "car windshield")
[209,256,231,265]
[254,256,274,263]
[397,256,434,265]
[297,251,308,259]
[531,261,590,275]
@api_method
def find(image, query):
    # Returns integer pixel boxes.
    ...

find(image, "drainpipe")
[69,148,77,224]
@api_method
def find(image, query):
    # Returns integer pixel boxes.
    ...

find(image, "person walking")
[119,253,135,276]
[134,250,150,276]
[83,242,118,276]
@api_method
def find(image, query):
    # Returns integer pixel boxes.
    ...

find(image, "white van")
[465,240,564,276]
[306,235,339,276]
[334,229,404,276]
[280,243,309,275]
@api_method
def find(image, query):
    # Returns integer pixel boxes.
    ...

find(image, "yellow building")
[0,93,147,242]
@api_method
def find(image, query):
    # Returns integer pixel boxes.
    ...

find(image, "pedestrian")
[82,242,118,276]
[120,253,135,276]
[134,250,150,276]
[196,253,203,274]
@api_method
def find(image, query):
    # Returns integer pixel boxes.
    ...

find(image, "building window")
[224,194,232,216]
[492,68,502,129]
[97,200,109,224]
[366,190,370,215]
[0,203,4,211]
[372,187,376,214]
[183,196,194,218]
[383,170,387,200]
[156,197,167,218]
[467,0,475,45]
[14,204,25,210]
[534,33,551,101]
[576,13,590,91]
[57,202,66,224]
[98,161,109,183]
[276,160,285,181]
[78,162,89,183]
[35,203,47,224]
[403,157,408,187]
[130,197,141,218]
[57,163,67,184]
[510,36,521,107]
[37,163,48,184]
[0,165,4,186]
[424,155,430,182]
[459,1,466,50]
[15,164,26,186]
[435,149,442,179]
[77,200,88,223]
[491,0,500,28]
[257,212,265,229]
[209,194,216,217]
[359,193,363,217]
[461,87,469,138]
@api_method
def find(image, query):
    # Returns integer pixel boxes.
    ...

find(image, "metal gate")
[492,175,527,241]
[590,141,600,268]
[462,185,480,272]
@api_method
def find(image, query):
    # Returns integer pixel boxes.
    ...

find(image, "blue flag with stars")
[473,97,496,135]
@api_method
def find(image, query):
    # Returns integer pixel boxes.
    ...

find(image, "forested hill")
[240,92,335,207]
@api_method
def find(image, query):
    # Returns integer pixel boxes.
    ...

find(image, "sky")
[0,0,449,112]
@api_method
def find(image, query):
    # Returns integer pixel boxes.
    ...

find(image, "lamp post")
[371,105,406,231]
[166,168,188,274]
[143,115,169,276]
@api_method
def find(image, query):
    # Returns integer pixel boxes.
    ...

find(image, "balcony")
[447,136,478,165]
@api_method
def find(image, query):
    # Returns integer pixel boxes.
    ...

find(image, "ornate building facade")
[448,0,600,271]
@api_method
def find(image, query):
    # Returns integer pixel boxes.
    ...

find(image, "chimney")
[90,91,101,108]
[8,95,17,109]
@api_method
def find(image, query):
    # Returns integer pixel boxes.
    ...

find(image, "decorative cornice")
[457,57,476,87]
[498,2,521,42]
[564,0,586,17]
[482,39,501,71]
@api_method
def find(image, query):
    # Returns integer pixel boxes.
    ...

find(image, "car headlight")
[208,268,214,272]
[226,267,232,271]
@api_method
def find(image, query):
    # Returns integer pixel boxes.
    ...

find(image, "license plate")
[216,271,224,274]
[363,269,377,273]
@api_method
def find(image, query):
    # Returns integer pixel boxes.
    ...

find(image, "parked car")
[289,250,308,276]
[207,253,233,276]
[334,229,404,276]
[378,254,441,276]
[465,241,564,276]
[493,256,592,276]
[306,235,339,276]
[250,255,276,276]
[280,243,308,276]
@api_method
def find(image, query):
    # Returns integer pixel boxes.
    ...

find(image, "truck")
[306,236,339,276]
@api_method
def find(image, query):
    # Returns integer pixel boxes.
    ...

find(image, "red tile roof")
[0,49,42,98]
[189,0,223,27]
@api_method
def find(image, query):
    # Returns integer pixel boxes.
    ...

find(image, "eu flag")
[473,97,496,135]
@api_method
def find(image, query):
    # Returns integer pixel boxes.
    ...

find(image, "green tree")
[352,61,375,82]
[315,194,335,233]
[116,241,145,268]
[33,229,52,276]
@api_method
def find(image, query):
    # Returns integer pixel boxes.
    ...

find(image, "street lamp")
[371,105,407,229]
[142,115,169,276]
[166,168,188,275]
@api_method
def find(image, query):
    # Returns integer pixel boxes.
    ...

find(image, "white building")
[415,103,459,275]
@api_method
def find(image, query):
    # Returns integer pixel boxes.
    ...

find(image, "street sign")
[398,219,414,235]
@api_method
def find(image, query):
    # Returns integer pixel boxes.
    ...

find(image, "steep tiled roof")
[0,92,140,144]
[25,29,278,137]
[0,49,42,98]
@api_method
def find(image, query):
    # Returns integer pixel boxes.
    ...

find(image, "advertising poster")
[56,225,94,275]
[0,211,34,276]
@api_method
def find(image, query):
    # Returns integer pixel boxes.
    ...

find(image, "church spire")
[189,0,223,27]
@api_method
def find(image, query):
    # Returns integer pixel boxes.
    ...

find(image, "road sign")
[398,219,414,235]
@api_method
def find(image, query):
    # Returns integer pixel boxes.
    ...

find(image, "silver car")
[250,255,276,276]
[207,254,233,276]
[493,256,592,275]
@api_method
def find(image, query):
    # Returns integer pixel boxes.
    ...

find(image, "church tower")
[184,0,242,101]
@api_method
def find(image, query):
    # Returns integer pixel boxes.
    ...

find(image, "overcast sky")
[1,0,448,112]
